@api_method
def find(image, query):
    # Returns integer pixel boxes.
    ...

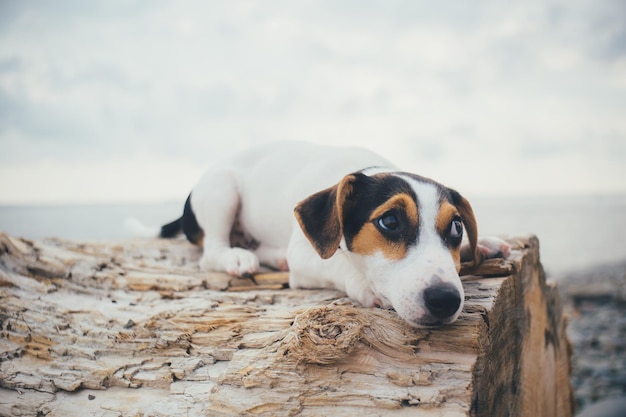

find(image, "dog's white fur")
[159,142,510,327]
[190,142,392,273]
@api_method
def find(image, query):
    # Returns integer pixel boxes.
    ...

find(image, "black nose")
[423,284,462,321]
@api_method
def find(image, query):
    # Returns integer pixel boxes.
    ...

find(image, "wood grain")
[0,233,573,416]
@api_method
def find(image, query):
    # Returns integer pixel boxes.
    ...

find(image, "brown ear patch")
[293,186,342,259]
[436,201,462,270]
[350,193,418,261]
[294,174,359,259]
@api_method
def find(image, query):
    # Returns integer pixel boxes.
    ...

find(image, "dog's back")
[223,142,394,247]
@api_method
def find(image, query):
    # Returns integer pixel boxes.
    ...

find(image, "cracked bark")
[0,233,573,416]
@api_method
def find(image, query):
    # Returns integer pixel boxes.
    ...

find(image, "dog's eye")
[449,218,463,239]
[377,214,399,231]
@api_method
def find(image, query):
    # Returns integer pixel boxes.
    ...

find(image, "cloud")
[0,155,204,204]
[0,0,625,202]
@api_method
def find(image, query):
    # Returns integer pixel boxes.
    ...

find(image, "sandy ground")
[553,260,626,415]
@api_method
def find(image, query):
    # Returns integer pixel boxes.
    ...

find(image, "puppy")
[159,142,510,327]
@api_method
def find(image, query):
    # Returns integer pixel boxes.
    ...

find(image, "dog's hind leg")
[190,170,260,276]
[255,245,289,271]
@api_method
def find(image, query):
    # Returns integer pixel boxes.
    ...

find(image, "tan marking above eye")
[436,201,462,270]
[351,193,419,261]
[369,193,418,225]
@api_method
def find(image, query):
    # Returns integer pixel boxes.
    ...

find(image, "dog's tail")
[124,216,181,238]
[126,194,193,240]
[159,216,183,238]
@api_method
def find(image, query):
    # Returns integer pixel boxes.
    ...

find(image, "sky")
[0,0,625,204]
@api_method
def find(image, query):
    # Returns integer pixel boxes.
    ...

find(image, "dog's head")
[294,171,479,327]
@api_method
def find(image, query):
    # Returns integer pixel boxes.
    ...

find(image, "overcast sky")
[0,0,625,204]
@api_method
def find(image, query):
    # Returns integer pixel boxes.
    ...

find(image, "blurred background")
[0,1,625,412]
[1,0,625,273]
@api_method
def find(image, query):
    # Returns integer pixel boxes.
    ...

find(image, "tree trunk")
[0,233,574,416]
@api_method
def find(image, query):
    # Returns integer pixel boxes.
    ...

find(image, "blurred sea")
[1,195,625,278]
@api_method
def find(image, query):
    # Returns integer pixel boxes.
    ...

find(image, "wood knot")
[279,306,367,365]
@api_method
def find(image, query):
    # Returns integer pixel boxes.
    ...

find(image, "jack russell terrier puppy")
[157,142,510,327]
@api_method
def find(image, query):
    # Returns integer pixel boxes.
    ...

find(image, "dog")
[157,141,510,327]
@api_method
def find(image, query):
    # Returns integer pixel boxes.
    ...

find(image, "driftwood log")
[0,232,573,417]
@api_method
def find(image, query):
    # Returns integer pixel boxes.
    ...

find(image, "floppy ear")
[294,174,357,259]
[449,189,482,267]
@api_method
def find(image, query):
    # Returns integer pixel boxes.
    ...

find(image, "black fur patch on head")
[342,173,419,250]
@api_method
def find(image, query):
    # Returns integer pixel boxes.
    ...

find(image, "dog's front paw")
[477,236,511,259]
[222,248,260,276]
[200,248,260,276]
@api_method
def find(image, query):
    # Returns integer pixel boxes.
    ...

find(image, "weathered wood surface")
[0,233,573,417]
